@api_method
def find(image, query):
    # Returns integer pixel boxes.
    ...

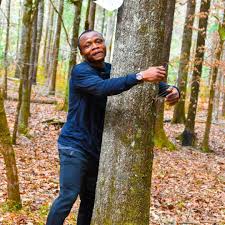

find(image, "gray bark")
[3,0,11,99]
[48,0,64,95]
[182,0,211,146]
[92,0,166,224]
[172,0,196,124]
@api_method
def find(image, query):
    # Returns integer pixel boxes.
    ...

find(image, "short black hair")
[77,30,103,52]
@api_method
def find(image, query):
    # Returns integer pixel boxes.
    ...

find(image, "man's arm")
[72,65,166,96]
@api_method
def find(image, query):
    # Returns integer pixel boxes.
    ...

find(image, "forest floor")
[0,81,225,225]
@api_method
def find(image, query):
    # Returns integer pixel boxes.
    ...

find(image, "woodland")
[0,0,224,224]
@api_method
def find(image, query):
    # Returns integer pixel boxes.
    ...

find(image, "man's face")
[79,31,106,63]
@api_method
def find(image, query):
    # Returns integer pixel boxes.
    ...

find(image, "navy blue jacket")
[58,61,172,159]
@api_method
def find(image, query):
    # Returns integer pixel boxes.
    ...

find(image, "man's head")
[78,30,106,63]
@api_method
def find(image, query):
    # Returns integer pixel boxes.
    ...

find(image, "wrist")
[136,72,144,81]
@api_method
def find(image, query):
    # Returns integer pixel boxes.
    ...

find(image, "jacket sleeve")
[158,82,180,98]
[72,66,139,96]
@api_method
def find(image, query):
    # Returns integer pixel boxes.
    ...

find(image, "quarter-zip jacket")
[58,61,174,160]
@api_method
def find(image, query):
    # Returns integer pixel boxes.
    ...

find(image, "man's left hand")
[165,87,180,106]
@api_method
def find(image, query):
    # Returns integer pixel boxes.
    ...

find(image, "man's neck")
[86,60,105,69]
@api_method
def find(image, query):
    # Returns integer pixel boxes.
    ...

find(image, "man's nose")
[92,43,99,50]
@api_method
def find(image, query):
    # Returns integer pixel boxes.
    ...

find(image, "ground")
[0,83,224,225]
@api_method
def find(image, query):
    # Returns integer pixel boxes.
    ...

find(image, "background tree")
[48,0,64,95]
[181,0,211,146]
[17,0,38,134]
[153,0,176,150]
[0,89,21,209]
[172,0,196,124]
[64,0,82,110]
[2,0,11,99]
[201,11,225,152]
[92,0,166,223]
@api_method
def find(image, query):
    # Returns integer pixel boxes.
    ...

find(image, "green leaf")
[218,23,225,41]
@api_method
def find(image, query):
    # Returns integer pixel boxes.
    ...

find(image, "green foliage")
[218,23,225,41]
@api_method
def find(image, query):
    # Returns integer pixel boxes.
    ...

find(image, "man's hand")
[141,66,166,82]
[165,87,180,106]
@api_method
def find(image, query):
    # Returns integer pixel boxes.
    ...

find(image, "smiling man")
[46,30,180,225]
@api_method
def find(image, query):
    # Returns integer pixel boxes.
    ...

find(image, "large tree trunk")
[87,1,96,30]
[92,0,166,224]
[84,0,91,30]
[17,0,35,135]
[201,12,224,152]
[172,0,196,124]
[3,0,11,99]
[48,0,64,95]
[0,90,21,208]
[64,0,82,110]
[181,0,211,146]
[153,0,176,151]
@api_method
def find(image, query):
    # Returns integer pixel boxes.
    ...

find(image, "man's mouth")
[92,51,104,56]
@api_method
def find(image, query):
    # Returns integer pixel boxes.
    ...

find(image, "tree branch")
[49,0,72,48]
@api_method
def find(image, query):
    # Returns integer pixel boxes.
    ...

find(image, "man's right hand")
[141,66,166,82]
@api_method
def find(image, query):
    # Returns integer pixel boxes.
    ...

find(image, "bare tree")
[181,0,211,146]
[0,89,21,208]
[172,0,196,124]
[3,0,11,99]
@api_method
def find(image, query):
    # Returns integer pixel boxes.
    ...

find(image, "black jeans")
[46,147,99,225]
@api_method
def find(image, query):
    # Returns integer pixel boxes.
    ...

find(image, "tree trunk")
[17,0,35,135]
[87,1,96,30]
[172,0,196,124]
[32,0,44,84]
[213,49,224,120]
[48,0,64,95]
[182,0,211,146]
[153,0,176,151]
[64,0,82,110]
[84,0,91,30]
[201,12,224,152]
[44,1,54,77]
[105,11,117,63]
[3,0,11,99]
[0,90,21,208]
[92,0,166,224]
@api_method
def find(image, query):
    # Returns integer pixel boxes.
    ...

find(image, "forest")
[0,0,224,224]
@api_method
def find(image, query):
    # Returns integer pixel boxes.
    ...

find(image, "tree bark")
[172,0,196,124]
[181,0,211,146]
[48,0,64,95]
[201,11,224,152]
[44,1,54,77]
[87,1,96,30]
[3,0,11,99]
[105,12,117,63]
[0,90,21,208]
[153,0,176,151]
[64,0,82,110]
[92,0,166,224]
[17,0,35,135]
[84,0,91,30]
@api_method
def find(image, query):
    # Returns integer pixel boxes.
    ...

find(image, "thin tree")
[154,0,176,150]
[3,0,11,99]
[92,0,166,223]
[43,1,54,77]
[64,0,82,110]
[181,0,211,146]
[0,89,21,209]
[201,11,225,152]
[84,0,91,30]
[172,0,196,124]
[17,0,38,134]
[48,0,64,95]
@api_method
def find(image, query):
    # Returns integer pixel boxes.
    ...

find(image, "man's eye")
[96,39,103,43]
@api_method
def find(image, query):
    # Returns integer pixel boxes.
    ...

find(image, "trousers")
[46,146,99,225]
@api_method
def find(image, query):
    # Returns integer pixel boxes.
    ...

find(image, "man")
[46,30,180,225]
